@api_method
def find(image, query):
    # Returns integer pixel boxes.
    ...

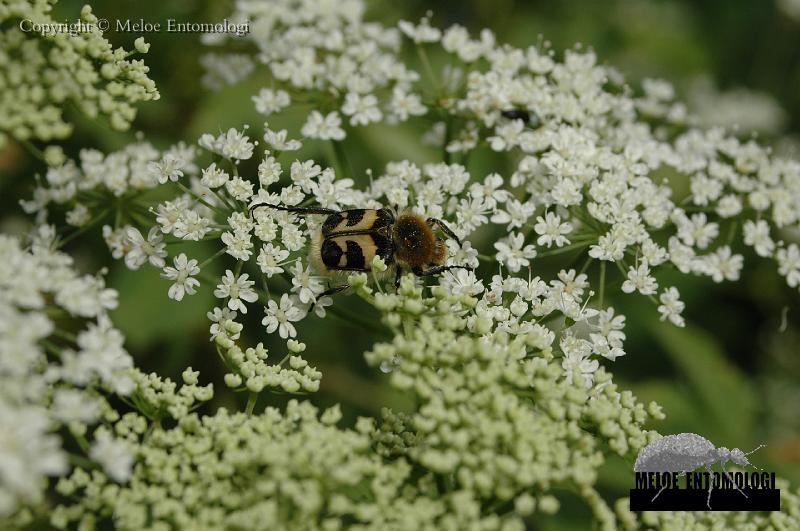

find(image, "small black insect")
[250,204,473,298]
[634,432,765,509]
[500,109,531,123]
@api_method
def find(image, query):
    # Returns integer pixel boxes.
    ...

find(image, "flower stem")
[199,247,227,270]
[175,182,226,215]
[330,139,353,180]
[58,208,111,248]
[536,240,592,258]
[416,44,441,95]
[245,392,258,415]
[598,261,606,308]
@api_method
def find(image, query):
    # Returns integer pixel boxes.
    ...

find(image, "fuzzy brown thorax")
[392,211,441,268]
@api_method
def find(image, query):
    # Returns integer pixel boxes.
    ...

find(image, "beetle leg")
[317,284,349,299]
[426,217,462,245]
[394,267,403,291]
[412,264,473,277]
[309,284,349,312]
[250,203,339,218]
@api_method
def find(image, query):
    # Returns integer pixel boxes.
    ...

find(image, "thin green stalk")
[416,44,441,95]
[579,256,593,275]
[245,392,258,415]
[537,239,592,258]
[331,140,353,179]
[726,219,739,246]
[198,247,227,270]
[598,261,606,309]
[58,208,111,248]
[176,182,226,215]
[52,328,78,343]
[211,187,240,213]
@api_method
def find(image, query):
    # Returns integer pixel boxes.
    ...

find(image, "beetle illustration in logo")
[634,432,765,509]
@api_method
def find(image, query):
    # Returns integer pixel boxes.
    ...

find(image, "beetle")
[249,203,473,299]
[634,432,765,509]
[500,108,541,128]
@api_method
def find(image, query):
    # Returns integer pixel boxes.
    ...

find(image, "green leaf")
[649,322,757,445]
[109,262,214,351]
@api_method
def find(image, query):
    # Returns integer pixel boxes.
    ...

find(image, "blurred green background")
[2,0,799,527]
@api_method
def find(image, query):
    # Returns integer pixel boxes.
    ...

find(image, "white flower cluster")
[0,230,134,519]
[0,1,158,143]
[204,0,426,134]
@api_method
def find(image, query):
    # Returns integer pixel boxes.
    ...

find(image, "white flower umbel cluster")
[203,0,426,131]
[0,1,158,143]
[0,230,135,520]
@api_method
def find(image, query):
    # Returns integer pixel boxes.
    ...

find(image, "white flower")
[51,389,100,424]
[161,254,200,301]
[301,111,346,141]
[262,294,305,338]
[533,212,573,248]
[491,198,535,230]
[290,160,322,193]
[341,93,382,126]
[56,275,118,318]
[0,403,67,514]
[595,308,626,347]
[590,333,625,361]
[257,243,290,277]
[440,268,484,297]
[264,128,302,151]
[777,243,800,288]
[207,306,239,341]
[258,156,283,187]
[201,162,230,188]
[716,195,742,218]
[219,128,254,160]
[90,431,133,483]
[147,154,185,184]
[225,176,254,201]
[494,232,537,273]
[65,203,91,227]
[701,246,743,283]
[676,212,718,250]
[251,88,290,115]
[398,18,442,43]
[658,287,686,327]
[124,227,167,270]
[742,219,775,257]
[621,260,658,295]
[221,230,253,261]
[173,210,212,241]
[389,88,427,121]
[281,223,307,252]
[311,295,333,318]
[560,334,599,388]
[214,270,259,314]
[290,261,324,304]
[469,173,509,208]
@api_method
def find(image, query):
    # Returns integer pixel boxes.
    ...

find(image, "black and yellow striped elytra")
[320,233,393,271]
[321,208,394,237]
